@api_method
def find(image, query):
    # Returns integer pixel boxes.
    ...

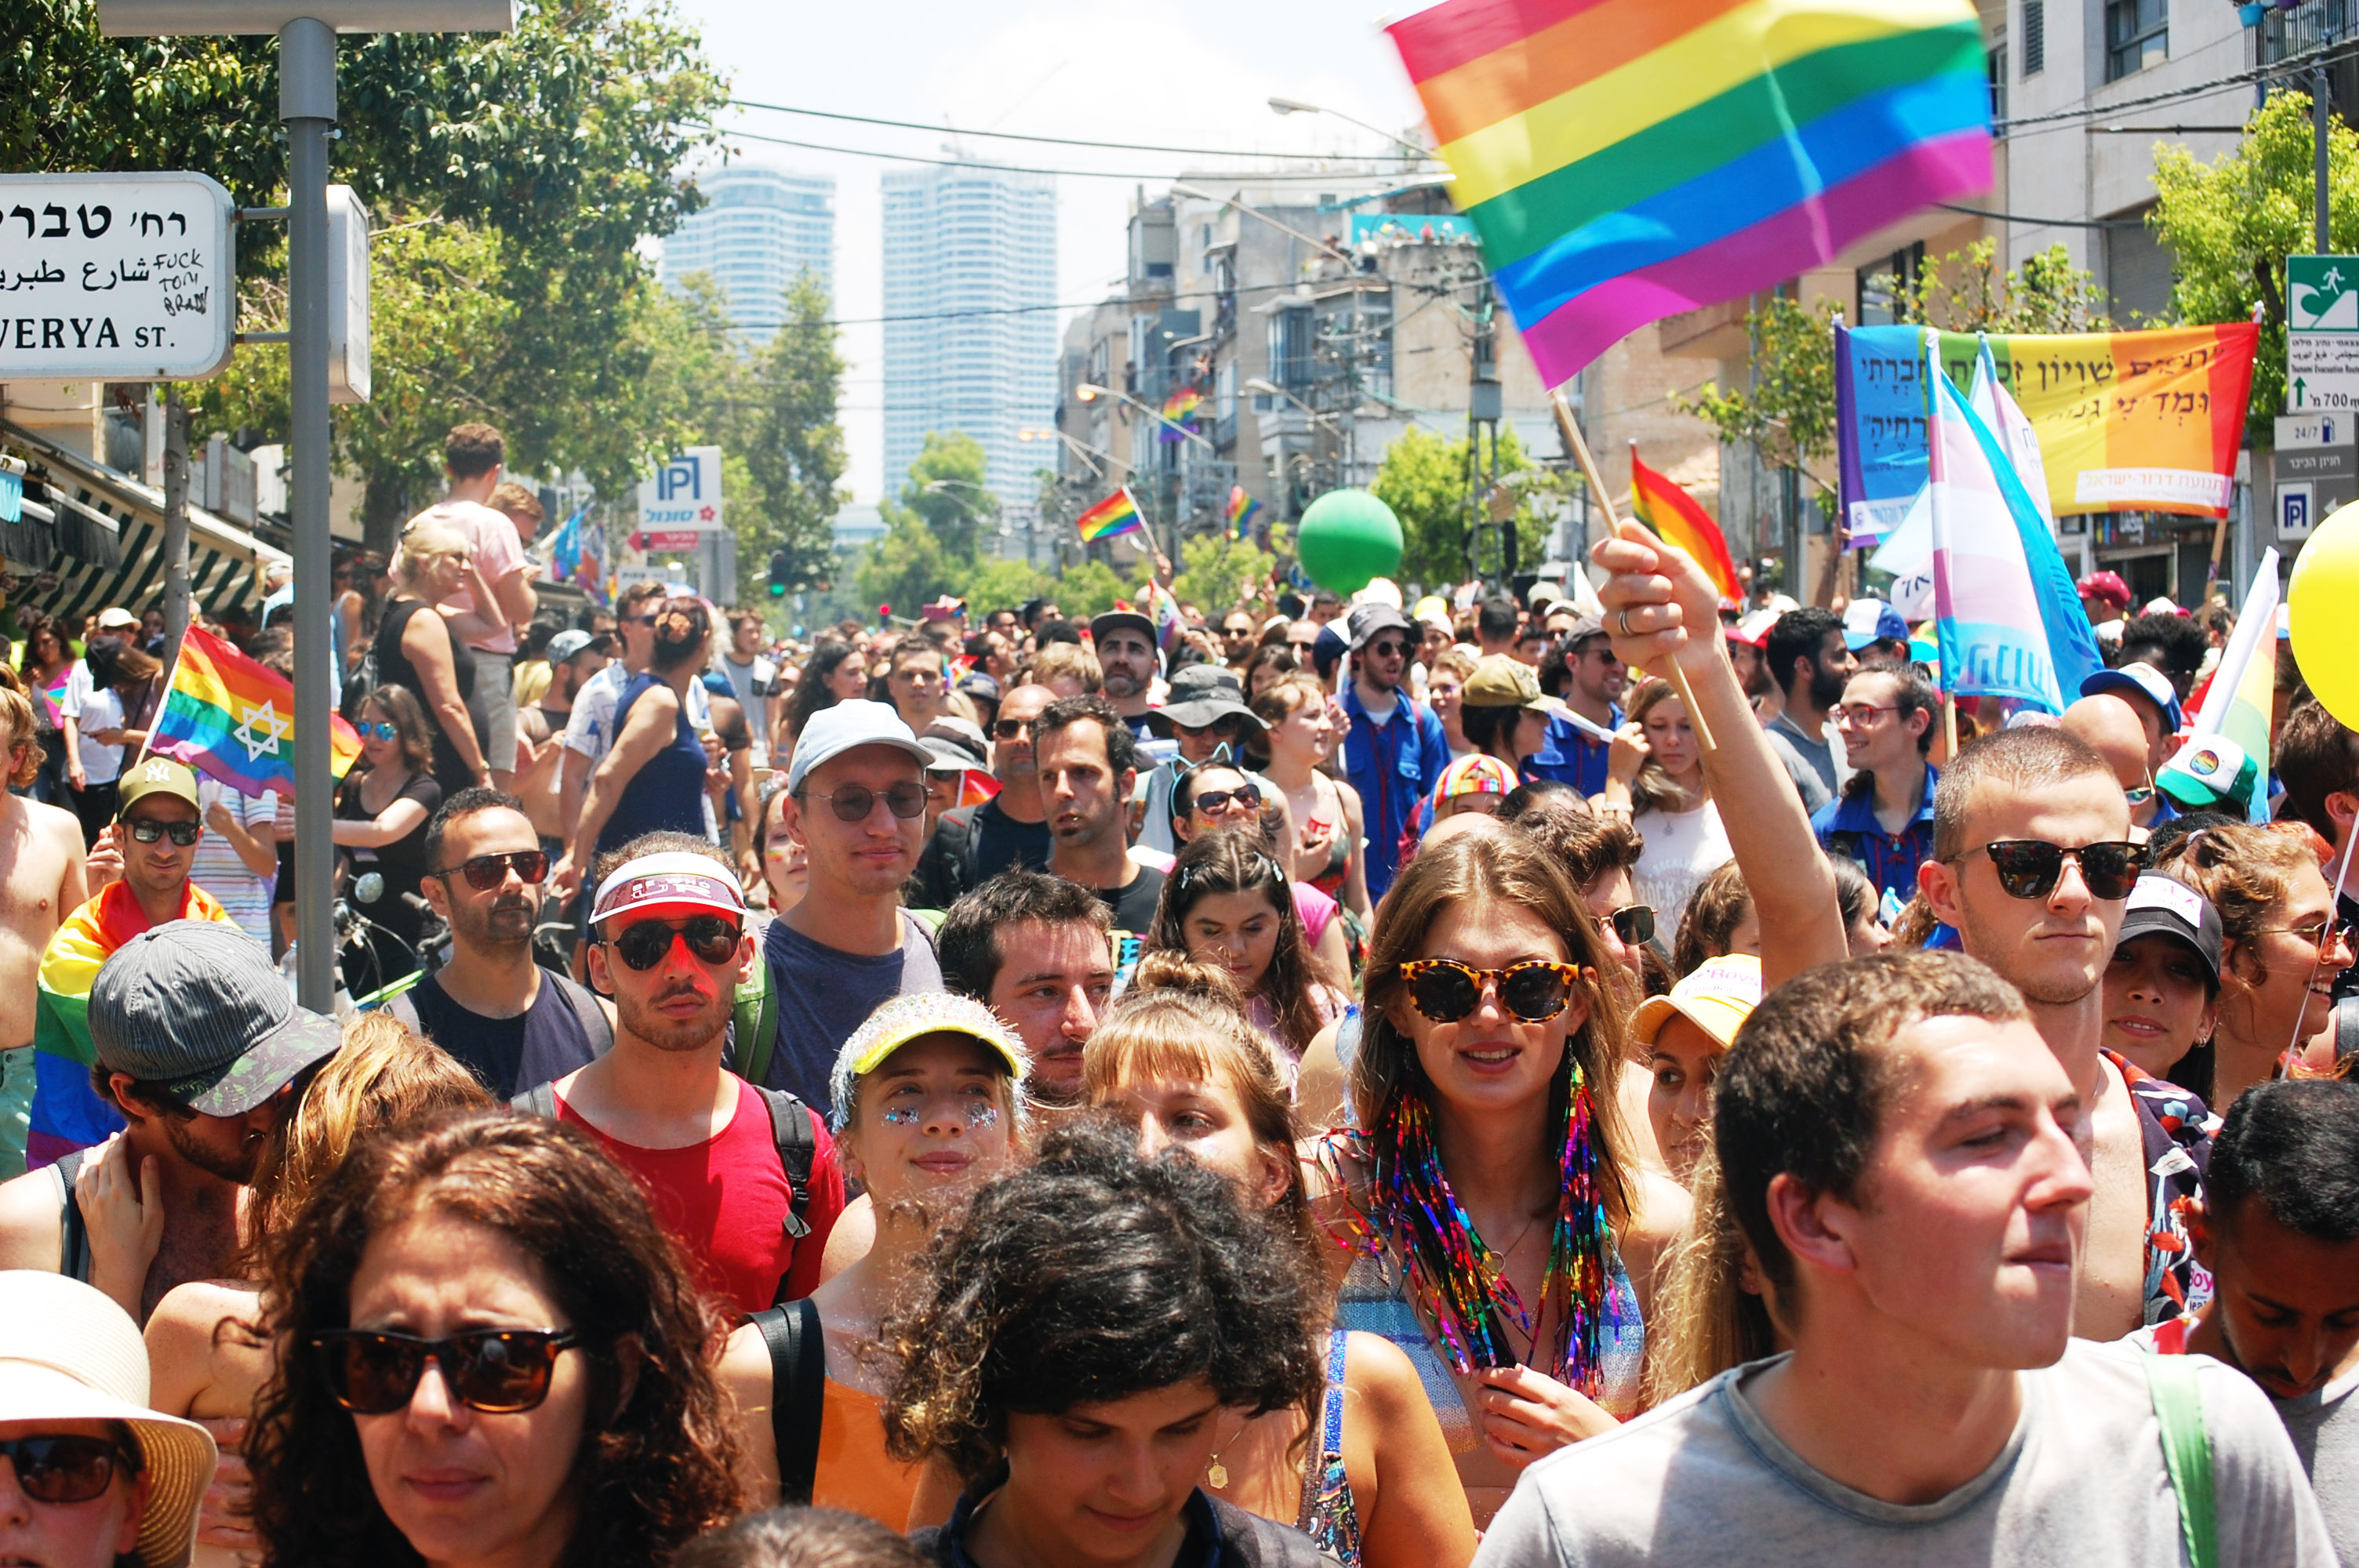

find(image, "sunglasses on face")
[1398,958,1593,1025]
[311,1327,582,1416]
[1368,641,1410,659]
[125,818,200,846]
[1957,839,2145,902]
[606,915,742,971]
[1177,717,1241,738]
[2263,916,2356,955]
[358,721,398,741]
[1193,784,1262,815]
[435,849,549,891]
[1601,904,1656,946]
[991,717,1030,739]
[0,1435,140,1505]
[805,781,927,823]
[2123,784,2157,806]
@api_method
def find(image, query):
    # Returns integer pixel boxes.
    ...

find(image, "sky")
[667,0,1433,503]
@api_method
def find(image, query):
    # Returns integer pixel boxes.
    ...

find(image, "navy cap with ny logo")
[89,920,341,1116]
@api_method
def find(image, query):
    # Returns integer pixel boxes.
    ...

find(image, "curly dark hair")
[1148,827,1327,1056]
[1673,858,1753,978]
[245,1109,743,1568]
[2117,610,2209,691]
[879,1116,1325,1483]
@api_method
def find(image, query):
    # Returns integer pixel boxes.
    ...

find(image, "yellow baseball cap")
[1631,953,1763,1051]
[827,991,1031,1132]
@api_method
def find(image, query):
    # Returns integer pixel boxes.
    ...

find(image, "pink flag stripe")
[1518,132,1988,383]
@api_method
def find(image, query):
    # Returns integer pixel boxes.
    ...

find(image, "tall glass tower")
[881,161,1057,505]
[661,165,836,341]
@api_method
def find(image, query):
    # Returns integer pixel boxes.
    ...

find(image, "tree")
[742,274,848,590]
[854,508,951,621]
[1170,530,1281,618]
[2151,88,2359,424]
[1372,424,1557,587]
[900,433,998,564]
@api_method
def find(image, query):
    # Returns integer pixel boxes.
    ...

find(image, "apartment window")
[1988,31,2008,129]
[2105,0,2166,81]
[1856,243,1925,327]
[2022,0,2044,75]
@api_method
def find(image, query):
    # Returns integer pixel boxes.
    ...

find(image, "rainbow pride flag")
[149,625,363,798]
[1628,450,1739,603]
[1078,488,1144,543]
[1387,0,1993,384]
[1226,485,1263,540]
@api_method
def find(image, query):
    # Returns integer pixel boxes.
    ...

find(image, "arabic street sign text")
[0,172,234,380]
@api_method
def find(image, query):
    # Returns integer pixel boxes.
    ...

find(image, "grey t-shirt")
[1764,710,1849,815]
[760,909,943,1120]
[1473,1340,2333,1568]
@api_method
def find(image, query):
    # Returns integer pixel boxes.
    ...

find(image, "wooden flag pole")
[1551,389,1716,753]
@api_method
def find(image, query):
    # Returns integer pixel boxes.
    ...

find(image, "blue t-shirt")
[760,909,943,1117]
[1527,702,1624,798]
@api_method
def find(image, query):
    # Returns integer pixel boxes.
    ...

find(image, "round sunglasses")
[1398,958,1594,1024]
[0,1434,141,1504]
[311,1327,581,1415]
[802,781,927,823]
[356,721,399,741]
[605,914,742,971]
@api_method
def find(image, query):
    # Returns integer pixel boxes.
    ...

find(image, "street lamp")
[1168,183,1351,263]
[1077,383,1216,451]
[1267,96,1430,162]
[1019,425,1125,480]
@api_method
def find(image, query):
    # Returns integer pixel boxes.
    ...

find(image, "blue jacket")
[1342,684,1449,901]
[1812,763,1939,908]
[1527,702,1624,798]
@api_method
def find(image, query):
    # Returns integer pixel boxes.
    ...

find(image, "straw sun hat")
[0,1270,217,1568]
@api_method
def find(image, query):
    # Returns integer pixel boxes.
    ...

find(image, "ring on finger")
[1616,608,1634,638]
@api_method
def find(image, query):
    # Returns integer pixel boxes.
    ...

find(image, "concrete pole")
[282,16,336,1011]
[161,385,191,659]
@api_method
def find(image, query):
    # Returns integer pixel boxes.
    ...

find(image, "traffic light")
[767,549,791,597]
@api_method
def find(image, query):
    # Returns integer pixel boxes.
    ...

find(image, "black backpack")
[743,1297,825,1504]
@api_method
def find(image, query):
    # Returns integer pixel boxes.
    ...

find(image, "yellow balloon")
[2288,499,2359,731]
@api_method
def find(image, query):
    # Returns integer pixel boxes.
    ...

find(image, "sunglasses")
[805,781,927,823]
[1398,959,1593,1025]
[2123,784,2157,806]
[124,818,201,846]
[311,1327,582,1416]
[1957,839,2145,902]
[1192,784,1262,815]
[1177,717,1242,738]
[435,849,549,891]
[0,1435,140,1504]
[606,915,742,971]
[991,717,1030,739]
[1601,904,1656,946]
[2261,916,2355,955]
[357,721,398,740]
[1368,641,1410,659]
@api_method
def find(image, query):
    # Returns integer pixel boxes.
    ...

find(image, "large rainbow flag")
[149,625,363,797]
[1628,450,1739,603]
[1077,488,1144,543]
[1387,0,1993,384]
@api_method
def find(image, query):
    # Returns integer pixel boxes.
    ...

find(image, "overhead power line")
[1995,34,2359,133]
[725,97,1428,162]
[716,125,1433,183]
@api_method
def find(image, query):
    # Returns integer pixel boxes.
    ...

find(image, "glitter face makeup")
[880,1105,920,1125]
[963,1101,1001,1128]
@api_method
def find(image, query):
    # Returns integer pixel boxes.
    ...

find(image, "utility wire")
[716,124,1427,183]
[725,97,1428,162]
[1995,34,2359,132]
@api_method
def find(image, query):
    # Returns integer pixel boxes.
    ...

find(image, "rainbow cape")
[1628,451,1739,602]
[26,880,236,1171]
[1078,488,1144,543]
[1226,485,1263,540]
[150,625,363,797]
[1387,0,1993,383]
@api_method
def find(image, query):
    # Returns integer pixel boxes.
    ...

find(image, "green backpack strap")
[732,960,778,1091]
[2144,1350,2217,1568]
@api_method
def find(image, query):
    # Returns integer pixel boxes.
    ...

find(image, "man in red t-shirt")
[547,833,843,1312]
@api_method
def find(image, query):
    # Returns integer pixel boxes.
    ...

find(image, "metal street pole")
[161,386,191,658]
[282,16,336,1011]
[2319,59,2332,254]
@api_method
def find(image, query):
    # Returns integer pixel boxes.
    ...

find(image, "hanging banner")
[1838,322,2260,541]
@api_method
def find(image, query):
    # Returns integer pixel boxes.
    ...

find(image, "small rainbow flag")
[1162,386,1203,422]
[1629,449,1740,604]
[1226,485,1263,540]
[149,625,363,798]
[1387,0,1992,383]
[1077,488,1144,543]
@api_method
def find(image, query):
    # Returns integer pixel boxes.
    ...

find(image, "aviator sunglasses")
[1954,839,2145,902]
[434,849,550,891]
[0,1435,141,1504]
[311,1327,582,1415]
[605,915,743,971]
[1398,958,1594,1025]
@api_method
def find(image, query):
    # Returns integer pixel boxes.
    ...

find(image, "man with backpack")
[527,833,843,1313]
[910,681,1053,909]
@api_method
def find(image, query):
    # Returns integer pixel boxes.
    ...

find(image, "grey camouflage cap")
[89,920,341,1116]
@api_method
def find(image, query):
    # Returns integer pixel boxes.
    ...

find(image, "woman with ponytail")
[554,597,717,895]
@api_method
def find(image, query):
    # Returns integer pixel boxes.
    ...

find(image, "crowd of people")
[0,419,2352,1566]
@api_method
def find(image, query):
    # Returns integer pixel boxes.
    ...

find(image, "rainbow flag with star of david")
[148,625,362,797]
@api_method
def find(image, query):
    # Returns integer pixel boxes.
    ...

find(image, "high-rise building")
[660,165,835,341]
[881,161,1057,508]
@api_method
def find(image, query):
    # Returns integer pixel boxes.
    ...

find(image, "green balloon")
[1296,489,1403,597]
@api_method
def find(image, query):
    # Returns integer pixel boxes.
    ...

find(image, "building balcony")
[1657,297,1752,361]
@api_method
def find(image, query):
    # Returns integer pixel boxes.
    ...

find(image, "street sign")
[327,184,370,404]
[2281,481,2316,540]
[634,445,725,533]
[2287,255,2359,411]
[632,530,703,551]
[0,172,234,380]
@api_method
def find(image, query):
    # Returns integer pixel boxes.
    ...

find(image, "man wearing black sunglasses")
[1920,725,2215,1341]
[911,684,1054,910]
[1340,604,1448,902]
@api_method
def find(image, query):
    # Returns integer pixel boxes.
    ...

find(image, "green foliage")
[1170,529,1281,618]
[1052,560,1131,622]
[2152,89,2359,424]
[898,433,998,564]
[854,504,951,621]
[1372,424,1556,587]
[960,556,1058,616]
[742,274,849,590]
[1874,238,2114,336]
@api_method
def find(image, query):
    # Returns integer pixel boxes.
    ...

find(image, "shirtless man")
[0,685,89,1177]
[1918,724,2199,1338]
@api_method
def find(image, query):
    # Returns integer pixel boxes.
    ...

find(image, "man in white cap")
[761,701,942,1114]
[0,1270,218,1568]
[529,833,843,1315]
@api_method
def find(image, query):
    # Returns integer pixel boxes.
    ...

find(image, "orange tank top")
[813,1376,924,1530]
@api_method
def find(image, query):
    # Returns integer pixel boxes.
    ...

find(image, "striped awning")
[0,418,289,626]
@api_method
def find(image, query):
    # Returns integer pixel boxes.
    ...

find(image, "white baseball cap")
[783,699,932,795]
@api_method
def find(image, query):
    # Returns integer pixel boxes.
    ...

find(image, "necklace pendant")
[1206,1458,1229,1490]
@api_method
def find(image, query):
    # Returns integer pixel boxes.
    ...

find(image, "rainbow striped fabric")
[1225,485,1263,539]
[1077,488,1144,543]
[150,625,363,797]
[1628,452,1739,603]
[1387,0,1992,383]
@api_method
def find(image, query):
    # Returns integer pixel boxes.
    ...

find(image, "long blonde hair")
[1641,1142,1779,1405]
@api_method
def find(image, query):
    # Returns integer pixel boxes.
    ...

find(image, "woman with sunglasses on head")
[1172,763,1353,996]
[16,611,75,805]
[1252,673,1370,919]
[1084,958,1479,1568]
[245,1107,744,1568]
[373,521,494,800]
[552,598,715,900]
[1596,677,1729,933]
[2154,822,2356,1110]
[333,684,445,990]
[1148,829,1346,1083]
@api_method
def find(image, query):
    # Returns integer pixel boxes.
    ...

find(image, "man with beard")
[1339,603,1447,900]
[1036,695,1167,932]
[0,920,338,1322]
[390,789,614,1098]
[1528,618,1629,797]
[1088,609,1161,741]
[912,681,1055,908]
[1760,605,1856,814]
[937,869,1114,1110]
[535,834,845,1312]
[515,629,607,859]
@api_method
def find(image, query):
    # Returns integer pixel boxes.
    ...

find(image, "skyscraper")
[881,161,1057,506]
[660,165,835,341]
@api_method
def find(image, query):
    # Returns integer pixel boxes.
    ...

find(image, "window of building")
[1988,30,2008,129]
[2022,0,2044,75]
[2105,0,2166,81]
[1856,242,1925,327]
